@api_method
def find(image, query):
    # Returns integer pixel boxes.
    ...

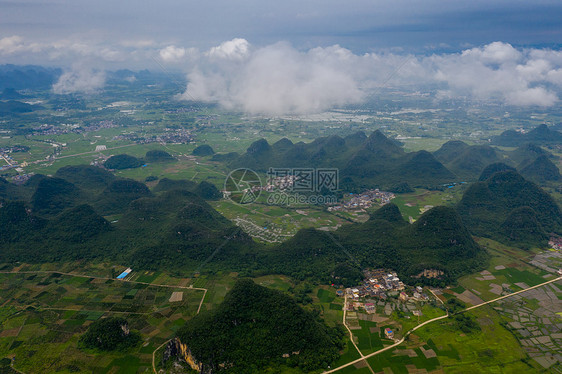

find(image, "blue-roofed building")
[116,268,132,279]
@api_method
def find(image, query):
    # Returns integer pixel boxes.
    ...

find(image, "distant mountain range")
[491,124,562,146]
[228,130,456,190]
[1,150,559,282]
[433,139,560,183]
[219,128,560,188]
[0,64,61,90]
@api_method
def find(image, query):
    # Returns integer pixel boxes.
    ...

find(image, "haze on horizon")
[1,0,562,114]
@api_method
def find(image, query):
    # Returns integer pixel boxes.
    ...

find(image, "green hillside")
[192,144,215,156]
[265,204,486,285]
[492,124,562,146]
[519,155,560,183]
[0,166,256,269]
[104,154,143,170]
[434,142,502,180]
[457,170,561,246]
[229,130,456,189]
[175,279,344,373]
[144,149,175,162]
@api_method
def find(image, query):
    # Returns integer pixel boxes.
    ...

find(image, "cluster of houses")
[0,151,17,171]
[113,128,193,145]
[10,173,34,185]
[337,269,430,313]
[327,189,395,212]
[261,175,297,192]
[548,236,562,251]
[336,269,405,301]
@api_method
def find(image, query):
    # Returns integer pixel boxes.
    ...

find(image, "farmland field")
[0,269,205,373]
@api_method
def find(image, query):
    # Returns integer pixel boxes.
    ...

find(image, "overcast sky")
[1,0,562,111]
[1,0,561,65]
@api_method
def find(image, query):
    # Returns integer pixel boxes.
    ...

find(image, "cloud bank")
[2,34,561,109]
[178,39,562,114]
[431,42,560,106]
[180,41,364,114]
[52,66,106,94]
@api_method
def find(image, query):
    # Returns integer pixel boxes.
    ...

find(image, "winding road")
[324,275,562,373]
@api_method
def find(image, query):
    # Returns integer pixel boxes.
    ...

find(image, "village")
[548,235,562,251]
[337,269,431,316]
[327,189,395,212]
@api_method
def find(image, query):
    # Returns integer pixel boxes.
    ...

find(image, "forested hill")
[175,279,344,373]
[0,165,252,268]
[457,169,562,247]
[227,130,456,190]
[0,164,489,285]
[491,124,562,146]
[265,203,487,285]
[432,140,561,183]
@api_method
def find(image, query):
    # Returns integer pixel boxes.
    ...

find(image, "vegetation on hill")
[500,206,548,246]
[478,163,515,181]
[47,204,112,242]
[434,142,501,180]
[31,177,82,216]
[94,179,153,215]
[0,167,256,268]
[0,166,489,285]
[0,88,24,100]
[104,154,143,170]
[55,165,116,191]
[457,170,561,246]
[229,130,456,190]
[194,180,222,200]
[144,149,175,162]
[492,124,562,146]
[0,65,61,90]
[265,204,486,285]
[153,177,221,200]
[433,140,470,164]
[152,178,198,192]
[79,317,140,351]
[509,143,552,167]
[192,144,215,156]
[175,279,344,373]
[211,151,239,162]
[0,100,40,115]
[519,155,560,182]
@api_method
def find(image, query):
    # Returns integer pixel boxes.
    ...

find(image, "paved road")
[462,275,562,312]
[342,294,375,374]
[324,276,562,373]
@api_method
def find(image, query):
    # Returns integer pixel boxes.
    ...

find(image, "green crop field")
[0,269,205,373]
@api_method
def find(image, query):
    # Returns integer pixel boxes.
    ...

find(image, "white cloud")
[52,66,106,94]
[0,35,43,54]
[159,45,186,62]
[505,87,558,107]
[429,42,560,106]
[181,40,364,114]
[207,38,250,60]
[177,40,562,113]
[0,35,26,54]
[460,41,522,65]
[1,35,561,110]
